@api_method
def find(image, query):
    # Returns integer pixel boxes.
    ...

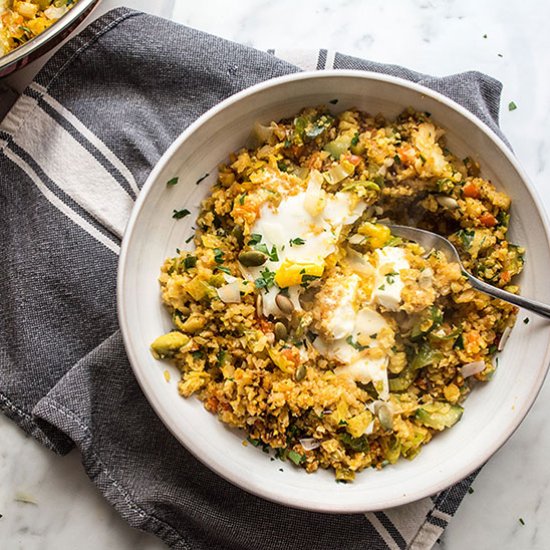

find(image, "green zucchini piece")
[416,402,464,431]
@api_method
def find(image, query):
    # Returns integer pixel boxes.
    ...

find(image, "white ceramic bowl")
[118,71,550,513]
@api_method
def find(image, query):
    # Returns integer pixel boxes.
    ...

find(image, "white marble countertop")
[1,0,550,548]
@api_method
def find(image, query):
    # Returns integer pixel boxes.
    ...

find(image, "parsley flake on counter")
[508,101,518,111]
[519,518,525,526]
[166,177,179,186]
[523,317,530,324]
[172,208,190,220]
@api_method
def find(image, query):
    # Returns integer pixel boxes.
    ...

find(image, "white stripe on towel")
[8,101,134,239]
[29,82,140,197]
[3,146,120,254]
[271,49,320,71]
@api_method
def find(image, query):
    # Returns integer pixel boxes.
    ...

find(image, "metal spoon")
[388,224,550,319]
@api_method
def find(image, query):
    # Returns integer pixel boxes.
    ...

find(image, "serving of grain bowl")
[0,0,77,56]
[150,105,524,482]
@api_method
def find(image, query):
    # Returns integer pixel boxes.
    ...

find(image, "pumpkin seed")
[275,293,294,314]
[436,195,459,209]
[377,404,394,431]
[295,364,307,381]
[238,250,268,267]
[274,322,287,341]
[256,293,263,318]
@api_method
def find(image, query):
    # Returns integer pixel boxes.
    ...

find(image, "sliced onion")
[304,169,326,217]
[497,326,512,351]
[460,360,485,378]
[252,121,274,144]
[216,282,241,303]
[348,234,366,245]
[44,5,68,19]
[363,420,375,435]
[299,438,321,451]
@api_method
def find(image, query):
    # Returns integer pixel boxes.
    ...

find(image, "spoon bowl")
[388,224,550,319]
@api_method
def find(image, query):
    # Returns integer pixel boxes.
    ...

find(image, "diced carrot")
[501,271,511,284]
[281,347,300,366]
[342,154,362,166]
[397,145,416,164]
[480,212,497,227]
[258,318,273,332]
[463,182,480,199]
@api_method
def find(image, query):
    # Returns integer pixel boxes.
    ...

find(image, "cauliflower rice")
[151,106,524,481]
[0,0,77,57]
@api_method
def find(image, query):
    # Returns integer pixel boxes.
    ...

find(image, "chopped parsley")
[166,177,179,186]
[213,248,224,264]
[301,274,320,288]
[453,333,464,350]
[238,194,246,205]
[468,487,474,494]
[19,25,32,33]
[456,228,475,249]
[519,518,525,526]
[185,235,194,243]
[254,243,279,261]
[183,255,197,270]
[216,266,232,275]
[339,432,369,452]
[287,450,306,466]
[419,154,427,164]
[248,233,262,246]
[328,98,339,105]
[483,33,487,38]
[172,208,191,220]
[346,335,368,351]
[385,271,399,284]
[523,317,530,324]
[289,237,306,246]
[351,132,360,146]
[195,173,209,185]
[508,101,518,111]
[393,154,401,165]
[255,268,276,291]
[277,160,288,172]
[378,284,386,291]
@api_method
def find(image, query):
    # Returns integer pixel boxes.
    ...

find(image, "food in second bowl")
[151,107,524,481]
[0,0,77,57]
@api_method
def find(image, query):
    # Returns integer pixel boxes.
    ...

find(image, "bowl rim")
[0,0,100,73]
[118,69,550,512]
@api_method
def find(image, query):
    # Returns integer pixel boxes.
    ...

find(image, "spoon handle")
[465,272,550,319]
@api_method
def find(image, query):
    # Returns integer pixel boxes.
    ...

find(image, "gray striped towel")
[0,8,504,549]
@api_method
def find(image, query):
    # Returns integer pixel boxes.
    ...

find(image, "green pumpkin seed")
[377,404,394,431]
[238,250,268,267]
[295,364,307,381]
[274,322,288,341]
[275,293,294,314]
